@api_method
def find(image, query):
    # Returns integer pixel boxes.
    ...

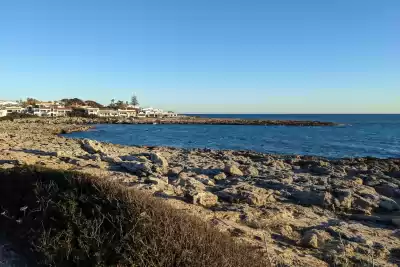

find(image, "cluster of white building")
[138,107,178,118]
[0,100,178,118]
[84,107,177,118]
[85,107,137,117]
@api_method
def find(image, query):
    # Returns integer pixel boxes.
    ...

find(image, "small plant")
[0,166,268,267]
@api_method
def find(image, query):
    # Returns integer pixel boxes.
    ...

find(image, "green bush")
[0,166,267,267]
[0,112,38,121]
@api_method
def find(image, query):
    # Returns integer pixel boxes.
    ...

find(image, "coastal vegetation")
[0,112,38,121]
[0,166,267,266]
[60,98,104,108]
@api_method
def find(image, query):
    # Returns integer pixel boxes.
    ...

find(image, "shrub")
[0,113,38,121]
[0,166,267,267]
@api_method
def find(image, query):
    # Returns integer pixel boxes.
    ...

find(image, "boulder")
[56,151,72,158]
[243,166,259,177]
[101,154,121,163]
[185,190,218,207]
[291,190,332,207]
[80,139,107,154]
[216,184,275,206]
[351,177,364,186]
[353,195,378,213]
[120,161,153,176]
[119,155,142,162]
[145,177,168,190]
[240,190,275,206]
[149,153,169,174]
[173,176,206,191]
[301,230,331,249]
[335,189,353,209]
[168,167,183,176]
[213,172,227,181]
[195,175,215,186]
[224,164,243,176]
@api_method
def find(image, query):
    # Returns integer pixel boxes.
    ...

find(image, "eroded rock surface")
[0,119,399,266]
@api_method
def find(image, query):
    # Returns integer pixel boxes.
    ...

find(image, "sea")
[65,114,400,159]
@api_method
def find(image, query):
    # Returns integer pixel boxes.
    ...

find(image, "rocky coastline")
[4,116,340,127]
[0,119,399,266]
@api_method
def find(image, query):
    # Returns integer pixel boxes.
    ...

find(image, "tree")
[115,100,127,109]
[26,98,38,106]
[110,99,115,107]
[85,100,104,108]
[130,95,139,107]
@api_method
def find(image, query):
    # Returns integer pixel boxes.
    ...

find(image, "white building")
[85,107,100,116]
[0,100,19,106]
[5,106,24,114]
[84,108,137,118]
[140,107,178,118]
[98,109,119,117]
[0,110,7,117]
[117,109,137,117]
[32,106,72,117]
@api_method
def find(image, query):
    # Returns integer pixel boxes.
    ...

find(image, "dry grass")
[0,166,268,267]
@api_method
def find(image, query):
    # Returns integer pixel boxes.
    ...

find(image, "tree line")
[20,96,140,110]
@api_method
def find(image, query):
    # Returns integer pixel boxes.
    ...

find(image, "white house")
[84,107,137,118]
[140,107,178,118]
[137,111,146,118]
[117,109,137,117]
[85,108,100,116]
[5,106,24,114]
[97,109,119,117]
[0,100,19,106]
[32,106,72,117]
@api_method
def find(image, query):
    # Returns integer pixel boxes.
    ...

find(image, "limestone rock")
[101,154,121,163]
[145,177,168,190]
[301,230,331,249]
[243,166,259,176]
[351,177,364,185]
[120,161,153,176]
[224,164,243,176]
[56,151,72,158]
[174,176,206,191]
[216,184,275,206]
[168,167,183,176]
[81,139,106,154]
[195,175,215,186]
[213,172,227,181]
[291,190,332,207]
[149,153,169,174]
[335,189,353,209]
[185,190,218,207]
[242,190,275,206]
[353,195,378,213]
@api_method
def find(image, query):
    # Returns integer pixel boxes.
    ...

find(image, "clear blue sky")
[0,0,399,113]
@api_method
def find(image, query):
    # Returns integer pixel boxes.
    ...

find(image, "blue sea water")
[65,114,400,159]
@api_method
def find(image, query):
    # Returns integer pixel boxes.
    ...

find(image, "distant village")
[0,95,179,118]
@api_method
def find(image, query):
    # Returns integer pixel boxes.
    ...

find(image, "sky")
[0,0,399,113]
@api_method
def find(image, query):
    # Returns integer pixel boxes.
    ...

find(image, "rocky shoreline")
[0,119,399,266]
[4,116,340,127]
